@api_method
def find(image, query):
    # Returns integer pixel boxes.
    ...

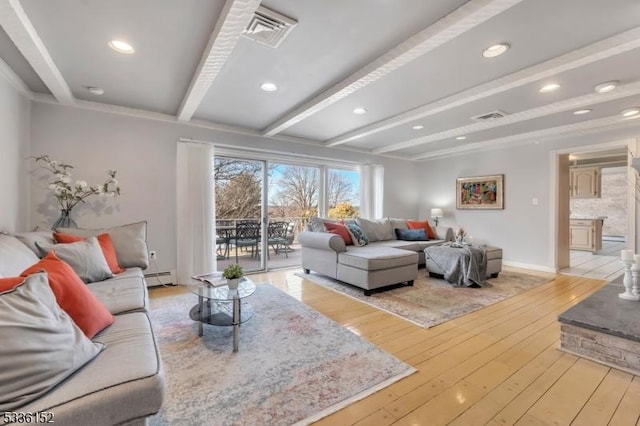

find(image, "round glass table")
[189,277,256,352]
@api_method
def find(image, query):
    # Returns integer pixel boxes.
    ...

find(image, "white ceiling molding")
[177,0,262,121]
[375,80,640,153]
[328,26,640,147]
[0,0,73,105]
[0,56,32,99]
[31,92,408,161]
[413,114,640,161]
[261,0,525,137]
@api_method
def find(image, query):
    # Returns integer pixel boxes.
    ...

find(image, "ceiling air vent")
[243,6,297,48]
[471,110,508,121]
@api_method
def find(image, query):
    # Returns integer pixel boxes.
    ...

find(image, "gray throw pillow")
[14,230,56,257]
[57,221,149,269]
[355,218,394,242]
[0,234,40,277]
[36,237,114,283]
[395,228,428,241]
[0,273,104,411]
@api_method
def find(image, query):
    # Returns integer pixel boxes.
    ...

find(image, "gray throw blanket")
[425,245,488,287]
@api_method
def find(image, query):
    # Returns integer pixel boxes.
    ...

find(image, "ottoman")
[337,246,418,296]
[425,245,503,279]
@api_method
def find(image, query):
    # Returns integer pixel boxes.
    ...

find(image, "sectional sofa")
[299,217,454,295]
[0,222,164,426]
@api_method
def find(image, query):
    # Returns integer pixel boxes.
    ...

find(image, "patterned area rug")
[148,284,415,426]
[296,268,554,329]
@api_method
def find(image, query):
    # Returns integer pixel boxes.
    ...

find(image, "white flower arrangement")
[35,155,120,211]
[455,226,467,239]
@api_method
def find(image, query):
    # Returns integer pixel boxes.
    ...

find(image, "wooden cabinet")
[570,167,600,198]
[570,219,603,252]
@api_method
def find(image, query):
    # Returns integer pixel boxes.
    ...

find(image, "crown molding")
[413,114,640,161]
[0,56,32,99]
[328,26,640,148]
[0,0,73,105]
[262,0,525,137]
[177,0,261,121]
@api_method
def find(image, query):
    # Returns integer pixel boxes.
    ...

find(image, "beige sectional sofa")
[0,222,164,426]
[299,217,454,295]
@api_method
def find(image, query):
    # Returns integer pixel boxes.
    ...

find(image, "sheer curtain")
[359,164,384,219]
[176,141,215,284]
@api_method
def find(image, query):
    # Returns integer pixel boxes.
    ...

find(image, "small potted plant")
[222,264,244,290]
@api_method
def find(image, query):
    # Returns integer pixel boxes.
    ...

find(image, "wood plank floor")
[150,267,640,425]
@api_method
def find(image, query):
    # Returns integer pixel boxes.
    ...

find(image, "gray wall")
[0,78,30,233]
[419,128,640,270]
[29,102,420,272]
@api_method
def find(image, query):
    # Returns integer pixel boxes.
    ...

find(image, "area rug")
[296,269,554,329]
[148,284,415,426]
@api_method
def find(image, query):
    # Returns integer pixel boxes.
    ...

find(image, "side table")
[189,277,256,352]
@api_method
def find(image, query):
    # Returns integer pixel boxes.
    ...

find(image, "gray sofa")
[0,222,164,426]
[299,217,454,295]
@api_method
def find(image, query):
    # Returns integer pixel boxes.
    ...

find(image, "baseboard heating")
[144,270,176,287]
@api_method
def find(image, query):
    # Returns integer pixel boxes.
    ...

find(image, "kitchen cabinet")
[570,218,603,252]
[570,167,600,198]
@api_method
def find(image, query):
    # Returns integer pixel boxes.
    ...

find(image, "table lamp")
[430,208,444,226]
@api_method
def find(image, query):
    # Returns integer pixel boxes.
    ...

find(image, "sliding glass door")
[214,156,265,273]
[213,154,360,272]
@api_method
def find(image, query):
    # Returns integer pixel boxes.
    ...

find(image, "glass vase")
[51,209,77,230]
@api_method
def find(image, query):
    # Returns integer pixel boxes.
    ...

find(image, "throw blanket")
[425,245,488,287]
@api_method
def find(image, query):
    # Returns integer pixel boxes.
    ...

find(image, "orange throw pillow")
[53,232,84,243]
[96,234,126,274]
[406,220,435,240]
[324,222,353,245]
[54,232,125,274]
[0,277,25,292]
[21,251,114,338]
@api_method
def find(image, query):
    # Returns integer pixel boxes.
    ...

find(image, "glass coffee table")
[189,277,256,352]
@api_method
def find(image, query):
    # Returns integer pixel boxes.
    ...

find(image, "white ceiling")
[1,0,640,160]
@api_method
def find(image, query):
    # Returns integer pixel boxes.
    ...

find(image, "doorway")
[554,142,636,280]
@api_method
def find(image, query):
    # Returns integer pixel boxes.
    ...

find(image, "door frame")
[550,138,638,272]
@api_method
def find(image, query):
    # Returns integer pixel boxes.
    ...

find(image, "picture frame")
[456,174,504,209]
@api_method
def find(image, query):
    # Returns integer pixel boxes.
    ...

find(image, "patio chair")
[233,222,261,263]
[267,221,289,258]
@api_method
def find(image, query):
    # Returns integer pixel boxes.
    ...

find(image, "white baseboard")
[503,260,557,274]
[144,269,176,287]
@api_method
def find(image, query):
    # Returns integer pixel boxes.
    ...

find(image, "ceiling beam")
[374,80,640,154]
[413,114,640,161]
[177,0,261,121]
[262,0,525,137]
[0,0,73,104]
[329,26,640,148]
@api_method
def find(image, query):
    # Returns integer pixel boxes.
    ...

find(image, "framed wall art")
[456,174,504,209]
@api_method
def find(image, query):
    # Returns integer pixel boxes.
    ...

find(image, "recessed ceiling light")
[539,83,560,93]
[260,82,278,92]
[87,86,104,96]
[456,136,467,140]
[594,81,618,94]
[621,108,640,117]
[482,43,510,58]
[353,107,367,115]
[573,109,591,115]
[412,125,424,130]
[108,40,134,54]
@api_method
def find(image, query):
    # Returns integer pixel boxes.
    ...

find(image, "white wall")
[30,102,420,272]
[0,77,30,233]
[419,126,640,271]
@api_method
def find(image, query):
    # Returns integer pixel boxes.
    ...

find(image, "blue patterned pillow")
[395,228,427,241]
[346,223,369,247]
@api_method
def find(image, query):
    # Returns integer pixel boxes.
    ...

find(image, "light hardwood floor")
[560,240,625,281]
[151,268,640,425]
